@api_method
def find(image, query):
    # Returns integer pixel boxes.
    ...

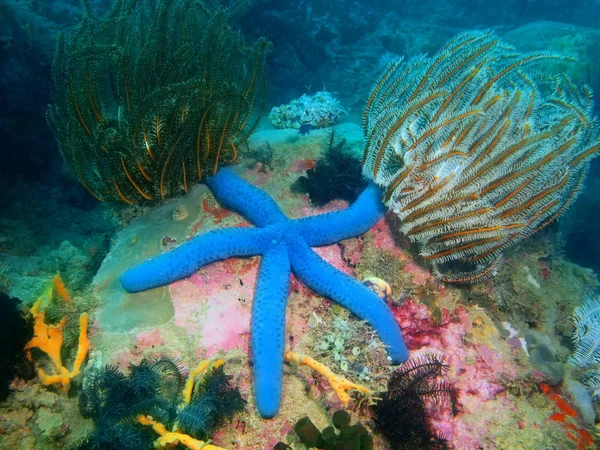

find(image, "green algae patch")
[93,185,212,332]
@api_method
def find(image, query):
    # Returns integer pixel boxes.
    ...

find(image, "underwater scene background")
[1,0,600,448]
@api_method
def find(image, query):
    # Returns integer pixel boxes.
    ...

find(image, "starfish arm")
[295,183,386,247]
[289,239,409,364]
[120,227,268,292]
[206,167,288,227]
[252,243,291,418]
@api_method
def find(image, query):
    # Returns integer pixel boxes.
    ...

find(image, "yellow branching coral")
[52,272,73,303]
[48,0,270,203]
[285,351,372,406]
[138,416,228,450]
[24,274,90,391]
[181,357,225,405]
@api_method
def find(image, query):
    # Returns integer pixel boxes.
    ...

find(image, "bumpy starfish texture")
[121,168,408,418]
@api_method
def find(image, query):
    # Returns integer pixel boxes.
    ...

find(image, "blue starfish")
[121,168,408,418]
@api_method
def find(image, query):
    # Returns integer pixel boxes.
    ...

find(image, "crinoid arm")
[48,0,270,203]
[362,30,600,283]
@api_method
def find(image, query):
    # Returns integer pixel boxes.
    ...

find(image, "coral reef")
[83,124,600,448]
[0,292,32,401]
[3,1,600,448]
[47,0,270,203]
[362,30,599,282]
[120,167,408,417]
[269,91,346,130]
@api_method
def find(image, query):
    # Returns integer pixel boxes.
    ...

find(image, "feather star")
[121,167,409,418]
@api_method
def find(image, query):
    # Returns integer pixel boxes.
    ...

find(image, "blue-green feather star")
[121,167,408,418]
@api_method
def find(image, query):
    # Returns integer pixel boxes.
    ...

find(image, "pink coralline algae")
[370,217,433,286]
[393,298,520,448]
[169,258,257,358]
[339,237,363,267]
[167,236,357,361]
[133,329,165,353]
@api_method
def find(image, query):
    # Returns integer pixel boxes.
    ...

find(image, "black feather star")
[73,356,245,450]
[178,365,246,441]
[0,292,33,401]
[370,355,456,450]
[292,129,367,206]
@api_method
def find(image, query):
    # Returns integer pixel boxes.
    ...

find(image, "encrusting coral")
[24,273,89,391]
[362,30,600,283]
[269,91,347,130]
[47,0,270,203]
[121,167,408,418]
[114,30,600,436]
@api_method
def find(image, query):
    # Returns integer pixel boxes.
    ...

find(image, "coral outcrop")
[121,167,408,417]
[85,124,598,449]
[269,91,346,130]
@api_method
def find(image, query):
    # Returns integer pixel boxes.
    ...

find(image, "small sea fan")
[569,297,600,367]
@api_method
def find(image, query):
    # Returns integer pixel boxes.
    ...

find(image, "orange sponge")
[24,277,89,391]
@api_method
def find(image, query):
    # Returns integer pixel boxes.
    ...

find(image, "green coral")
[292,410,373,450]
[48,0,270,204]
[313,314,374,383]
